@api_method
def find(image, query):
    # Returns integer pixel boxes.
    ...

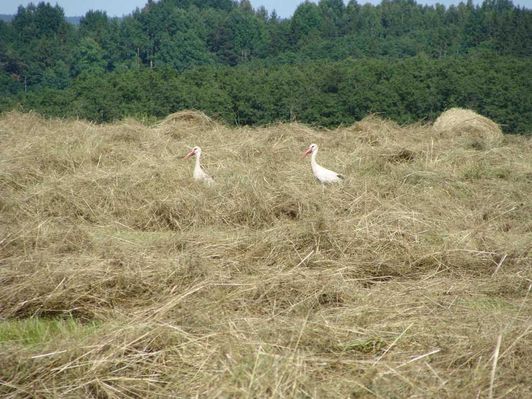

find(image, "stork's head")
[302,143,318,158]
[184,146,201,159]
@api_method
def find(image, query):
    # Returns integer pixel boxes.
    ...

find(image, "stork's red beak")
[301,147,312,159]
[184,149,195,159]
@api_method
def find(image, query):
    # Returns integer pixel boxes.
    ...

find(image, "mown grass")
[0,111,530,398]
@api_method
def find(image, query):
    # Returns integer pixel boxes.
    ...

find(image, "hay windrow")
[0,111,531,398]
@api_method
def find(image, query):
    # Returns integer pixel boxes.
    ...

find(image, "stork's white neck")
[194,152,202,175]
[310,148,319,170]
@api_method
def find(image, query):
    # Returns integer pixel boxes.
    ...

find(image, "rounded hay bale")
[433,108,503,148]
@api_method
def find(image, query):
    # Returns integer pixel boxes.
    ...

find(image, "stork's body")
[184,146,214,185]
[303,144,344,184]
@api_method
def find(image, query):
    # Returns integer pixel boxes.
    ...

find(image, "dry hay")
[349,114,400,140]
[433,108,503,148]
[159,109,215,126]
[156,110,218,139]
[350,114,400,134]
[1,111,531,398]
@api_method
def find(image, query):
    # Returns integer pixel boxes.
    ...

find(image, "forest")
[0,0,531,132]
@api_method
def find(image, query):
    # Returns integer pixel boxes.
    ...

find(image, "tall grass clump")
[1,110,531,398]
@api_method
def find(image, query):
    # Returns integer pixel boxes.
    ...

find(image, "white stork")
[184,146,214,185]
[302,143,344,184]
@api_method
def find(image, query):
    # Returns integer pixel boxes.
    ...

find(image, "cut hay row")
[0,110,531,398]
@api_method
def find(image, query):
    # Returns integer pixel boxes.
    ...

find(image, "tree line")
[0,0,531,133]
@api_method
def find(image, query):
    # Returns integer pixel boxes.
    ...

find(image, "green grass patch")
[337,337,387,354]
[459,297,516,312]
[0,317,100,347]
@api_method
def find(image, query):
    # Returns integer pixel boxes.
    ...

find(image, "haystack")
[157,110,217,138]
[160,110,214,125]
[433,108,503,148]
[347,115,401,146]
[351,114,399,134]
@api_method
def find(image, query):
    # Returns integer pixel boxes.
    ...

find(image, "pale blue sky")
[0,0,530,18]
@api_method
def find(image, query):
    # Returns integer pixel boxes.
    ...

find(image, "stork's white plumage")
[184,146,214,185]
[302,143,344,184]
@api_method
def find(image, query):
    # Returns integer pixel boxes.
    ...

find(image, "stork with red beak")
[184,146,214,184]
[302,143,344,183]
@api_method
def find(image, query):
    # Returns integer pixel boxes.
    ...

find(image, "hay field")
[1,111,531,398]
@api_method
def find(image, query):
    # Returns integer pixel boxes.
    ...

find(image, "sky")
[0,0,530,18]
